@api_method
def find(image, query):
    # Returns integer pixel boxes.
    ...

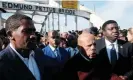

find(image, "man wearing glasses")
[42,30,70,80]
[0,14,45,80]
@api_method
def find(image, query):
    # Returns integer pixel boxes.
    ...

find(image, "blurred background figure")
[66,34,78,58]
[0,28,7,37]
[59,38,67,48]
[40,35,48,48]
[0,36,9,50]
[97,28,103,39]
[127,27,133,43]
[61,32,69,40]
[0,38,3,51]
[0,28,9,51]
[35,32,44,48]
[42,30,70,80]
[60,31,79,58]
[119,30,127,41]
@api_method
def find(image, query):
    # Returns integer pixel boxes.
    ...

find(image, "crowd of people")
[0,13,133,80]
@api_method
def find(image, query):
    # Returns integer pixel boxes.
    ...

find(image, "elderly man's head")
[5,14,36,50]
[82,27,98,36]
[48,30,60,47]
[78,33,96,59]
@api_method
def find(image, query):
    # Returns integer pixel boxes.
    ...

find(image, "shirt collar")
[49,44,57,51]
[9,43,35,60]
[105,39,117,46]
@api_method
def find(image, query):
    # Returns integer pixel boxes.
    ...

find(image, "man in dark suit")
[61,32,101,80]
[0,14,45,80]
[42,30,70,80]
[96,20,133,80]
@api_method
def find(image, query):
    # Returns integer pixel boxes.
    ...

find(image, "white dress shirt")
[49,44,59,57]
[10,43,40,80]
[105,39,119,63]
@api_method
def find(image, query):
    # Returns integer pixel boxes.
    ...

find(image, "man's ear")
[7,31,15,41]
[7,31,12,37]
[102,31,106,36]
[9,36,15,40]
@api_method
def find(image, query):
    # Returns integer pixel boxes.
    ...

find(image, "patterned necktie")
[54,49,58,57]
[110,44,117,66]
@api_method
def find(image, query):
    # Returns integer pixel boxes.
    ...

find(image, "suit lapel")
[58,48,62,60]
[34,48,45,80]
[7,46,36,80]
[58,47,68,62]
[47,45,57,58]
[117,40,123,60]
[118,40,123,52]
[100,38,111,64]
[103,39,123,68]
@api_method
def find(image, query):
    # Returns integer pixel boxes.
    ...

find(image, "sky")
[1,0,133,32]
[80,0,133,29]
[0,0,91,32]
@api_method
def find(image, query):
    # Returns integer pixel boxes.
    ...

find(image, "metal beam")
[0,8,6,29]
[40,12,51,34]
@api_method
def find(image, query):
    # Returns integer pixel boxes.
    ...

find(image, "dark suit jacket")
[0,45,45,80]
[96,38,133,80]
[61,53,101,80]
[42,45,70,80]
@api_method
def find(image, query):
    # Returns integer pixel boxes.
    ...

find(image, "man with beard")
[61,33,101,80]
[0,14,45,80]
[42,30,70,80]
[96,20,133,80]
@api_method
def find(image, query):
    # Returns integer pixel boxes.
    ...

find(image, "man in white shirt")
[0,14,45,80]
[96,20,133,80]
[105,39,119,63]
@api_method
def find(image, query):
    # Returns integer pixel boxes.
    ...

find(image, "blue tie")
[110,44,117,66]
[54,49,60,61]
